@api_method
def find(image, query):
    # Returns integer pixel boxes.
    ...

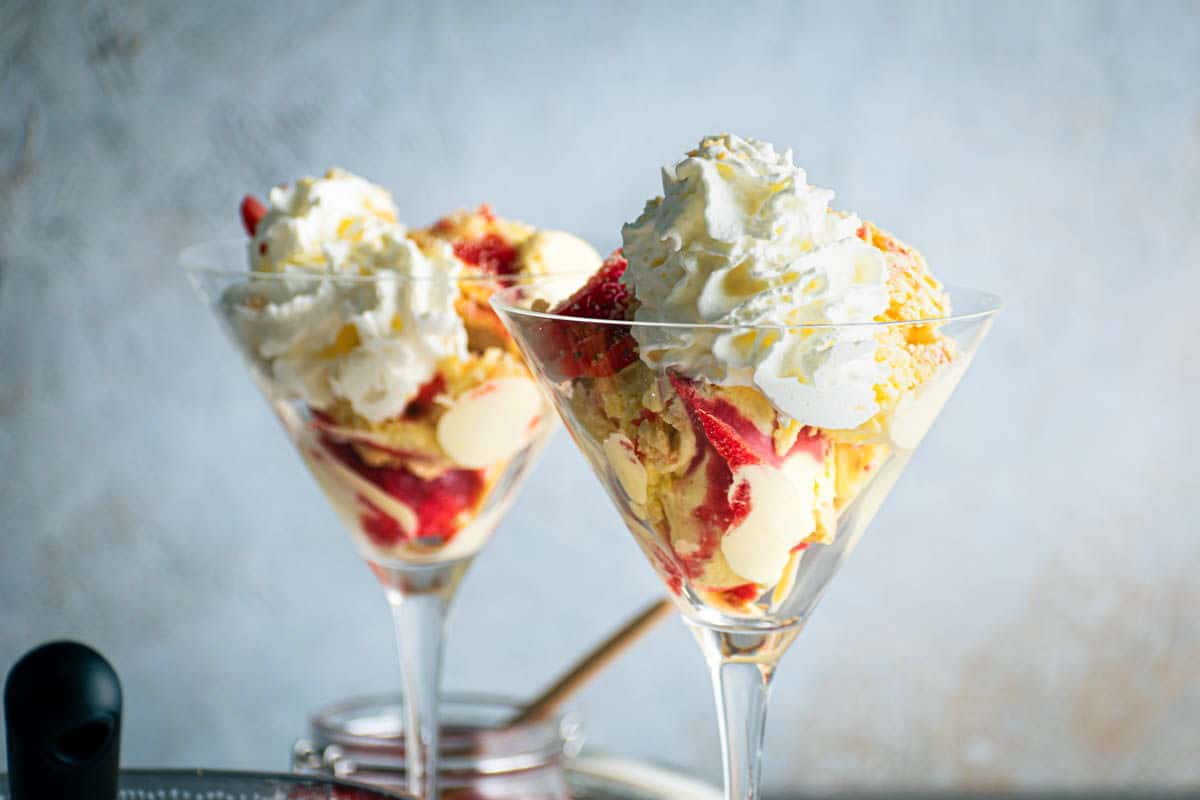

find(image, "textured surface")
[1,0,1198,792]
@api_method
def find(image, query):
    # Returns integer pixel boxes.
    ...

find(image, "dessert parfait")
[513,134,966,619]
[222,169,600,565]
[491,132,998,800]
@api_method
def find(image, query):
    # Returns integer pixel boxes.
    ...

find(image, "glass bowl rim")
[491,281,1002,331]
[180,238,602,287]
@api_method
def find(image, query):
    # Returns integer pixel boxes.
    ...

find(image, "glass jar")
[293,694,581,800]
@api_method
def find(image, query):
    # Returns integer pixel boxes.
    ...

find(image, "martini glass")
[492,285,1000,799]
[185,240,580,800]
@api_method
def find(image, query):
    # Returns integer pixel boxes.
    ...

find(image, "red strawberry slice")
[453,232,518,276]
[369,466,485,541]
[666,372,827,467]
[554,250,634,318]
[667,373,829,582]
[668,373,769,576]
[683,443,745,574]
[240,195,268,237]
[720,582,760,606]
[540,251,638,378]
[666,374,831,584]
[557,326,639,378]
[358,494,407,547]
[667,373,763,469]
[403,374,446,420]
[785,426,827,462]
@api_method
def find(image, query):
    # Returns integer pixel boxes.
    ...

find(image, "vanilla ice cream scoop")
[720,450,833,585]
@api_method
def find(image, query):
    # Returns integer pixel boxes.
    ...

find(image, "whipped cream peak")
[621,133,889,429]
[232,169,469,423]
[251,168,404,274]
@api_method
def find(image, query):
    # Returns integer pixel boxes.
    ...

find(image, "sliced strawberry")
[411,374,446,407]
[699,410,760,470]
[402,374,447,420]
[667,374,767,574]
[240,195,268,237]
[667,373,828,467]
[666,375,831,582]
[721,583,760,606]
[556,326,639,378]
[539,251,638,378]
[454,232,518,276]
[785,426,827,462]
[553,250,633,319]
[667,374,763,470]
[372,466,485,541]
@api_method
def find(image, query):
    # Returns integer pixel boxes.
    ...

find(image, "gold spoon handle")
[510,598,674,726]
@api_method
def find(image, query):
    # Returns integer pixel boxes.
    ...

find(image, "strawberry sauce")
[652,547,685,596]
[322,437,486,545]
[666,371,828,585]
[684,449,742,578]
[669,372,826,468]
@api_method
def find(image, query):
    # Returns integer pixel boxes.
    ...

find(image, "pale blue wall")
[2,1,1198,791]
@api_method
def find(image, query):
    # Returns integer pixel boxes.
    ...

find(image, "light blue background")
[2,1,1198,792]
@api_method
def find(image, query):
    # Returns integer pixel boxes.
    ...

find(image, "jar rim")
[308,693,578,777]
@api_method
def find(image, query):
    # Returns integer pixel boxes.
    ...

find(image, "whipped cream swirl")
[250,168,403,274]
[621,134,889,430]
[230,169,467,422]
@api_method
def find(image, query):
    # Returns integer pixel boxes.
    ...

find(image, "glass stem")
[689,623,802,800]
[376,560,467,800]
[710,656,773,799]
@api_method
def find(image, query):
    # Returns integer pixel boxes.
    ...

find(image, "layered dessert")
[224,169,599,562]
[532,135,958,613]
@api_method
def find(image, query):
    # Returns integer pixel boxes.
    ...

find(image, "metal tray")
[567,756,722,799]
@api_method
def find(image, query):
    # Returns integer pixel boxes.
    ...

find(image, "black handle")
[4,641,122,800]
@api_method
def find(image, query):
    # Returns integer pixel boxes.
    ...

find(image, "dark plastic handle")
[4,641,121,800]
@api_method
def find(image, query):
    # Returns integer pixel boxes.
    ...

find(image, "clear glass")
[185,240,585,800]
[294,694,578,800]
[491,284,1000,799]
[0,768,412,799]
[292,694,724,799]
